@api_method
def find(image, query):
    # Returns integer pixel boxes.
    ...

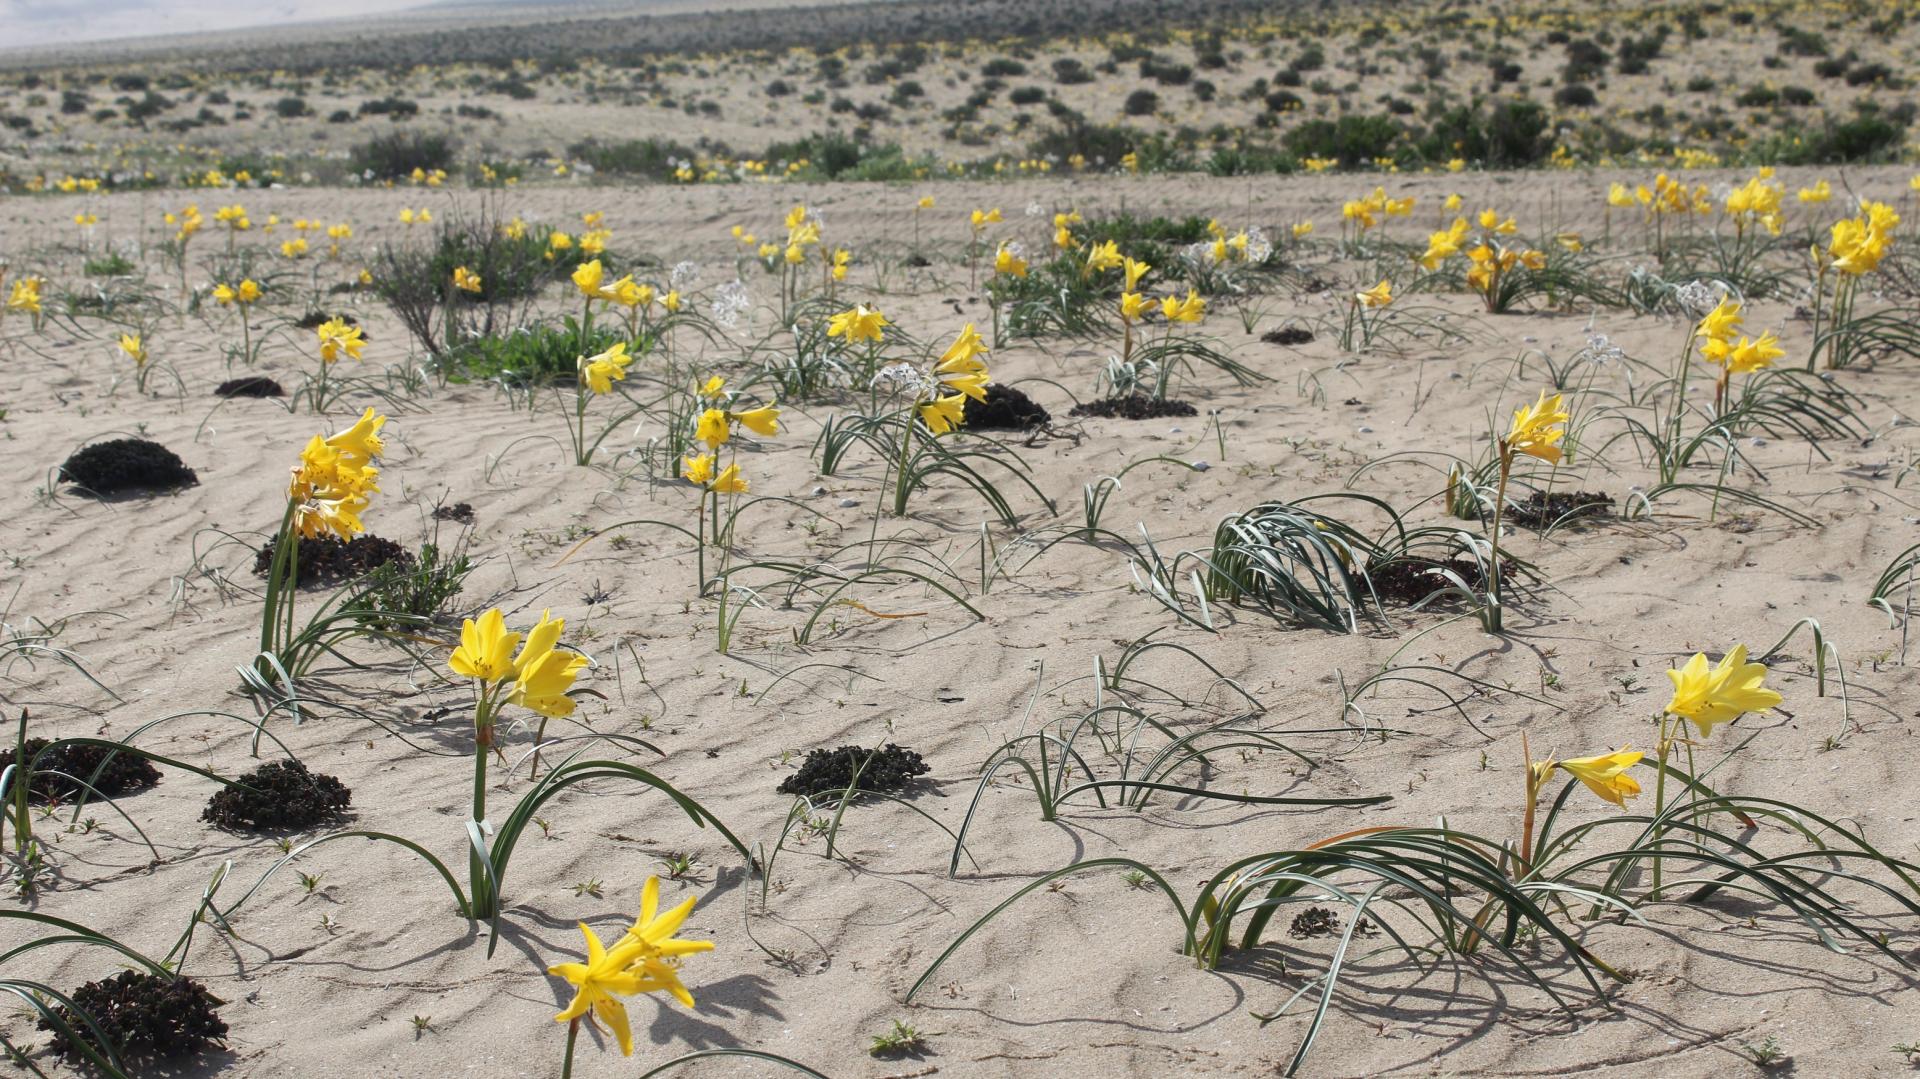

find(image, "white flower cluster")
[871,362,938,397]
[669,261,700,289]
[710,279,751,329]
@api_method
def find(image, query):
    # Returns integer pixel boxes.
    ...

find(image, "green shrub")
[1282,113,1402,164]
[451,317,627,384]
[349,130,454,180]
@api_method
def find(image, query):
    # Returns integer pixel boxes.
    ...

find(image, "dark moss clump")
[293,311,365,336]
[1288,905,1340,938]
[42,971,228,1064]
[776,744,929,798]
[252,533,413,587]
[57,439,197,494]
[1261,325,1315,346]
[0,738,162,804]
[1364,557,1510,605]
[961,383,1050,431]
[214,375,285,398]
[203,758,351,832]
[1508,490,1613,528]
[432,501,476,524]
[1069,395,1197,420]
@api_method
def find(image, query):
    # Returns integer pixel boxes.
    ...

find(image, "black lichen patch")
[0,738,162,804]
[432,502,476,524]
[777,744,929,799]
[293,311,366,337]
[57,439,198,494]
[252,533,414,587]
[1288,906,1341,939]
[1508,490,1614,528]
[1365,557,1508,605]
[1069,395,1198,420]
[214,375,285,398]
[1262,326,1315,346]
[42,971,228,1064]
[961,383,1051,431]
[203,758,351,832]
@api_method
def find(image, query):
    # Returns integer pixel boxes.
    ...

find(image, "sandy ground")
[3,168,1920,1078]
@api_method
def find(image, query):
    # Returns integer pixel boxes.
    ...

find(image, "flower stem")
[560,1018,580,1079]
[1485,453,1512,633]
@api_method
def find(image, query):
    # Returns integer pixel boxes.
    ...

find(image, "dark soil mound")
[57,439,197,494]
[203,758,351,832]
[42,971,228,1064]
[962,383,1051,431]
[1069,395,1198,420]
[214,376,285,398]
[1365,557,1509,605]
[1262,326,1315,346]
[0,737,162,805]
[253,533,414,588]
[1508,490,1614,528]
[777,744,929,799]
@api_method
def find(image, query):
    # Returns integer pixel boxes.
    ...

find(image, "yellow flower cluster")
[288,409,386,541]
[548,876,713,1055]
[1341,187,1415,231]
[684,381,780,494]
[1824,200,1899,276]
[1723,170,1785,236]
[1694,298,1782,375]
[449,608,588,719]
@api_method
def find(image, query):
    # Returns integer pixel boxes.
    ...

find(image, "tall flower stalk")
[1484,391,1568,632]
[448,608,587,920]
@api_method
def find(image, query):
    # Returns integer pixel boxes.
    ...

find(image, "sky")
[0,0,427,49]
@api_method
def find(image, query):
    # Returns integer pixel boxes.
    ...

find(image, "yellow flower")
[695,408,732,448]
[732,406,780,437]
[1119,291,1148,322]
[1710,331,1785,374]
[681,453,716,486]
[1083,240,1123,274]
[1160,290,1206,323]
[1557,748,1644,807]
[8,274,44,312]
[711,463,747,494]
[617,875,714,1008]
[316,318,365,364]
[661,290,680,313]
[572,259,614,301]
[453,266,483,293]
[917,195,936,210]
[993,244,1028,277]
[1502,390,1569,463]
[936,324,989,376]
[238,279,261,304]
[919,393,967,434]
[1663,645,1783,738]
[581,341,633,394]
[1291,221,1314,239]
[1122,256,1151,291]
[548,924,652,1057]
[119,333,147,367]
[1694,298,1743,343]
[826,304,888,343]
[449,608,520,682]
[969,207,1002,232]
[698,376,726,399]
[1355,279,1392,308]
[509,613,587,718]
[1797,181,1831,204]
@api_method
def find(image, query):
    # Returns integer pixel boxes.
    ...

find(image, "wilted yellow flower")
[1557,748,1644,807]
[119,333,147,367]
[1355,279,1392,308]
